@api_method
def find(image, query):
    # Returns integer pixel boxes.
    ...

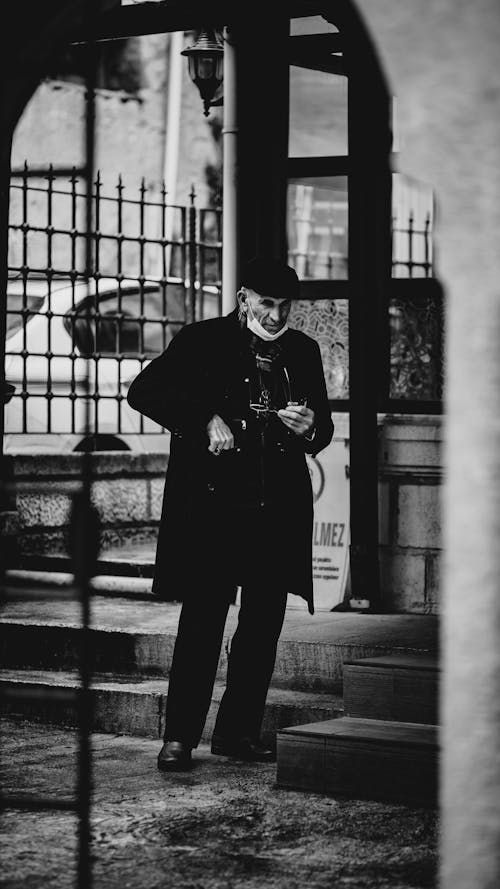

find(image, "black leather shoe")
[211,735,275,762]
[157,740,192,772]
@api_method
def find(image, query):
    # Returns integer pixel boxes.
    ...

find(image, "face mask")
[245,299,289,341]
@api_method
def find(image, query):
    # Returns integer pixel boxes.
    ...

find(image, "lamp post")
[181,26,238,316]
[181,28,224,117]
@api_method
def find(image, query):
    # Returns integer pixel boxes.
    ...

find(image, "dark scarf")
[244,328,291,415]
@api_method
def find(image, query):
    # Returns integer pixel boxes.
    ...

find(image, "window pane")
[389,294,442,401]
[288,298,348,399]
[289,68,347,158]
[287,178,348,280]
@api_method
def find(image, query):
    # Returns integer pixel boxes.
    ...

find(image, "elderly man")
[127,257,333,771]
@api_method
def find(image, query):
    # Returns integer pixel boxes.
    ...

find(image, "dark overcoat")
[127,310,334,613]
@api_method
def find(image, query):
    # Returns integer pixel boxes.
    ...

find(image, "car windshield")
[65,285,185,357]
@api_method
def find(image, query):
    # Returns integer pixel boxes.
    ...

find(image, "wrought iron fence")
[5,165,222,445]
[4,164,441,447]
[392,211,433,279]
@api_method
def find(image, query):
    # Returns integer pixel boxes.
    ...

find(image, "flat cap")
[240,257,300,300]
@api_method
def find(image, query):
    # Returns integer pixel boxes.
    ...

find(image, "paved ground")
[0,717,438,889]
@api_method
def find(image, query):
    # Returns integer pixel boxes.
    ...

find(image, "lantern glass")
[197,55,216,79]
[187,56,197,82]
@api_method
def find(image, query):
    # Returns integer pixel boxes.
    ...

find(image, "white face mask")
[245,299,289,341]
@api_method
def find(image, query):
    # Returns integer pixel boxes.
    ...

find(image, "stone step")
[276,716,438,806]
[5,569,155,599]
[343,654,439,724]
[0,625,439,695]
[0,670,343,746]
[0,595,439,693]
[15,544,156,579]
[15,546,155,578]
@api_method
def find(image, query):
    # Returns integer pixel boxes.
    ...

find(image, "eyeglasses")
[248,364,307,417]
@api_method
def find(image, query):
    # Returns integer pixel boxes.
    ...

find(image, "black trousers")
[163,584,288,747]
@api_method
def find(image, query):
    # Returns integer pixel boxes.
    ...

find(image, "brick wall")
[378,415,442,614]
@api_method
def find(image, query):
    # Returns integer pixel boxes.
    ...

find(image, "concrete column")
[353,1,500,885]
[221,26,238,315]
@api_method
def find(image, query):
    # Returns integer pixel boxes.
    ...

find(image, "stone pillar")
[354,0,500,884]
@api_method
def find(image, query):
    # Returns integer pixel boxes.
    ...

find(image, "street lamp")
[181,28,224,117]
[182,25,237,318]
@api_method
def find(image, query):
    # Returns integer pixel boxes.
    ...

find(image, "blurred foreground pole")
[356,0,500,882]
[438,4,500,885]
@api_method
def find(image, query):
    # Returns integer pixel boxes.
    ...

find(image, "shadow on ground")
[0,717,438,889]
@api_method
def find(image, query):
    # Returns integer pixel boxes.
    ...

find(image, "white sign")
[306,414,350,611]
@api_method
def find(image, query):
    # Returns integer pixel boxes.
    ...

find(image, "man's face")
[242,288,292,333]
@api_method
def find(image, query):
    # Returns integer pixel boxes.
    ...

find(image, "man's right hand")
[207,414,235,454]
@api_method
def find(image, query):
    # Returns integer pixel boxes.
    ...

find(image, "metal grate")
[392,211,433,279]
[4,167,441,441]
[5,167,222,442]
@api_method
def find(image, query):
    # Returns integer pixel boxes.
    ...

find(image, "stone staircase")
[276,652,439,805]
[0,575,439,771]
[14,544,156,581]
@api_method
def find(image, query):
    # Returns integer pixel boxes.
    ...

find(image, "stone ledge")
[379,467,442,482]
[378,413,443,433]
[10,451,168,479]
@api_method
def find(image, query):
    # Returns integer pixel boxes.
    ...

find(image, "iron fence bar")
[180,203,188,329]
[199,209,206,321]
[94,170,102,439]
[139,177,146,356]
[10,167,87,178]
[188,186,197,325]
[70,168,79,436]
[46,165,55,434]
[216,207,223,316]
[160,180,168,353]
[424,213,431,277]
[116,174,124,436]
[407,212,414,278]
[9,181,193,210]
[9,224,198,253]
[21,163,28,435]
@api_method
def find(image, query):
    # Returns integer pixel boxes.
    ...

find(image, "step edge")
[0,619,438,653]
[0,673,344,708]
[277,715,439,744]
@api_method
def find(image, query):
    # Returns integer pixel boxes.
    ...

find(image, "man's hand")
[207,414,235,454]
[278,403,315,437]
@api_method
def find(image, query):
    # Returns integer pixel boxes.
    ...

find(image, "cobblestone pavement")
[0,718,438,889]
